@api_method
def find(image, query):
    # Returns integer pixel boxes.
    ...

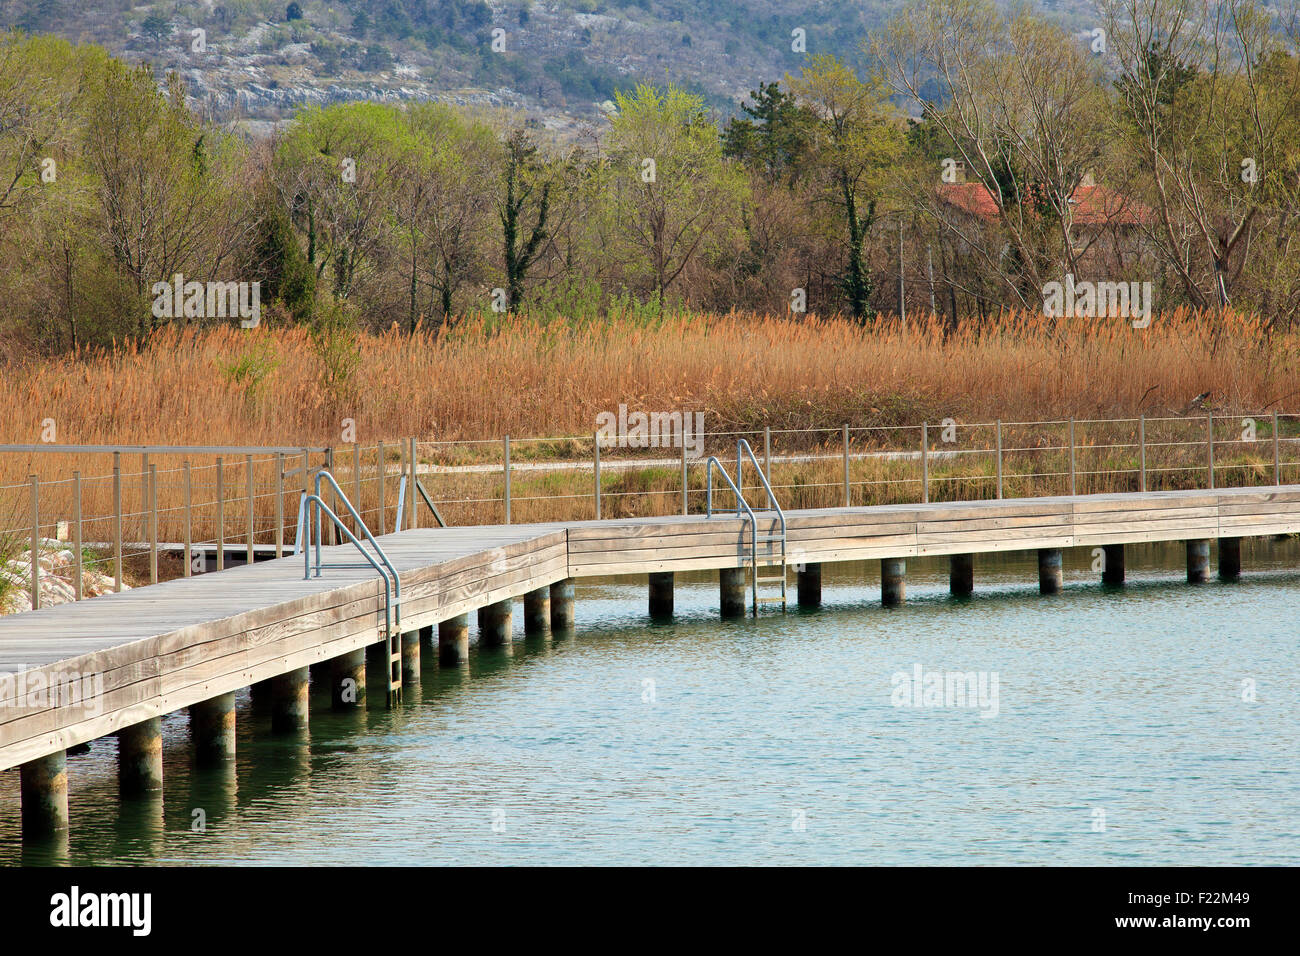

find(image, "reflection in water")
[2,538,1298,865]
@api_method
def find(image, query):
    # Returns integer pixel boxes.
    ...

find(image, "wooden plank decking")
[3,485,1300,771]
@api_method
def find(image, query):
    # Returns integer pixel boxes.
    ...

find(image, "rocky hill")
[1,0,1095,135]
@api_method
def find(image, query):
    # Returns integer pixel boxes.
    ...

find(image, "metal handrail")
[735,438,786,536]
[301,470,402,660]
[312,469,399,585]
[705,455,759,608]
[301,495,399,645]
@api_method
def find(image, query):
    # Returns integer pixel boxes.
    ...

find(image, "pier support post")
[1218,537,1241,580]
[719,566,747,618]
[401,630,421,682]
[1187,539,1211,583]
[308,661,330,688]
[20,751,68,836]
[330,649,366,709]
[478,599,513,648]
[118,717,163,795]
[881,558,906,607]
[524,587,552,636]
[250,678,272,709]
[949,554,974,597]
[271,667,310,732]
[1038,549,1063,595]
[439,614,470,665]
[797,562,822,608]
[550,578,575,631]
[190,691,237,765]
[649,571,674,620]
[1102,544,1125,585]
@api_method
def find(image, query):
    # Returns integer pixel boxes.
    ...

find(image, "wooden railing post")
[408,437,419,530]
[149,463,158,585]
[113,451,122,592]
[920,422,929,504]
[184,461,193,575]
[1207,411,1215,490]
[681,427,689,516]
[377,441,385,534]
[353,443,362,533]
[1273,411,1281,486]
[216,456,225,571]
[764,425,773,509]
[398,439,407,529]
[140,452,149,543]
[325,447,336,544]
[246,453,255,565]
[29,475,39,610]
[72,470,82,601]
[995,420,1003,499]
[593,431,601,520]
[1068,418,1076,496]
[1139,414,1147,492]
[503,434,511,525]
[274,453,284,558]
[842,424,850,507]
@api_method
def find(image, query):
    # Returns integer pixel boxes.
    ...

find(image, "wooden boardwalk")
[3,484,1300,776]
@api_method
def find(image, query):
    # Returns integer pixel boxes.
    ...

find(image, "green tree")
[722,81,815,186]
[603,83,747,304]
[498,127,551,312]
[787,55,903,321]
[275,102,403,300]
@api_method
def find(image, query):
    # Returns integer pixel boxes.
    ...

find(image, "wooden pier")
[3,483,1300,834]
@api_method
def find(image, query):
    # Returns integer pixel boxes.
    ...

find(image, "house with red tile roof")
[936,173,1153,229]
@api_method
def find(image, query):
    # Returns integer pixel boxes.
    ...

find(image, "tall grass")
[0,308,1291,448]
[0,308,1295,541]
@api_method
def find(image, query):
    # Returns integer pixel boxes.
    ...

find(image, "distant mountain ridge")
[0,0,1092,132]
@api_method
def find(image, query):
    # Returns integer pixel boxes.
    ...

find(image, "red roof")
[937,182,1153,227]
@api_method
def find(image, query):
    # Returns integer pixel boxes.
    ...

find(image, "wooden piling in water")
[439,614,470,665]
[1038,549,1063,595]
[1218,537,1241,580]
[524,587,551,636]
[1102,544,1125,585]
[649,571,674,620]
[719,566,746,618]
[190,692,237,765]
[550,579,575,630]
[401,630,421,682]
[331,649,366,709]
[20,750,68,836]
[478,599,513,648]
[881,557,906,607]
[118,717,163,796]
[949,553,974,597]
[1187,540,1211,583]
[797,562,822,608]
[271,667,310,732]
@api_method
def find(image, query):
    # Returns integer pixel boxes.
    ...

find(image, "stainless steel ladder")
[295,469,404,705]
[705,438,788,613]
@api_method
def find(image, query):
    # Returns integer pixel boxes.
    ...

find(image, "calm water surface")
[3,539,1298,865]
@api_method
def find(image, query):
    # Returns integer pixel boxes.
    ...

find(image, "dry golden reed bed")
[0,308,1295,554]
[0,308,1293,450]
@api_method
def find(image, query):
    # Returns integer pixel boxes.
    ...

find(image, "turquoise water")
[3,539,1298,866]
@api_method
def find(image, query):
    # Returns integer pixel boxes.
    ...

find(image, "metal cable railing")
[3,412,1298,610]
